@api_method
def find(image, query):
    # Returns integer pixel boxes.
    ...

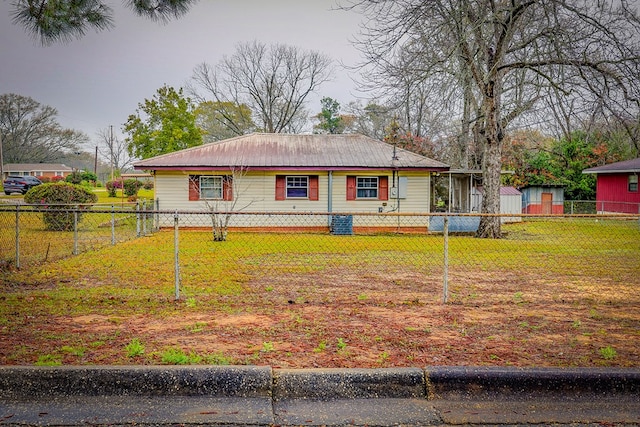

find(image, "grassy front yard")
[1,217,638,368]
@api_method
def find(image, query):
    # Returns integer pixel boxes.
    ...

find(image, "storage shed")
[520,185,564,214]
[471,186,523,222]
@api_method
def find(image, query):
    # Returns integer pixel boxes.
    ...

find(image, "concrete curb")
[2,365,640,399]
[273,367,426,400]
[2,366,640,426]
[426,366,640,400]
[0,365,272,399]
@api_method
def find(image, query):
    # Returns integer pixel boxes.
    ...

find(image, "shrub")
[66,171,97,184]
[142,180,154,190]
[39,176,51,183]
[123,179,144,197]
[51,175,65,182]
[105,180,123,197]
[24,182,98,231]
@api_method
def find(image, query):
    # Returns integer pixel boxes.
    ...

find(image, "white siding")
[154,170,432,229]
[501,195,523,223]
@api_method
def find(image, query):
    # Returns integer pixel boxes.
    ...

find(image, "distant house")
[2,163,73,180]
[133,133,450,231]
[520,185,565,214]
[583,158,640,214]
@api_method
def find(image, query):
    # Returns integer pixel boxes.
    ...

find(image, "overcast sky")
[0,1,366,148]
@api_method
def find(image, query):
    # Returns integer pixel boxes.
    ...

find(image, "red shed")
[583,158,640,214]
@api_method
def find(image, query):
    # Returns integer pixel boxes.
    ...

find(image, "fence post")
[443,216,449,304]
[136,202,141,237]
[73,206,79,255]
[15,205,20,269]
[155,198,160,232]
[111,204,116,245]
[174,210,180,300]
[142,200,147,236]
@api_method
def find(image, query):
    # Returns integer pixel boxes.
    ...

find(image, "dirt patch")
[1,269,638,368]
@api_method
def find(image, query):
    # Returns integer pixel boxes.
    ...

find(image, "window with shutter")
[189,175,232,200]
[275,175,319,200]
[347,176,389,200]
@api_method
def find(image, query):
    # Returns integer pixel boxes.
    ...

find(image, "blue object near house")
[429,216,480,232]
[331,215,353,235]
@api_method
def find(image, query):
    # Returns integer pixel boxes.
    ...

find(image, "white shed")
[471,186,522,223]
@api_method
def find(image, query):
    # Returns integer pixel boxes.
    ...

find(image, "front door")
[541,192,553,214]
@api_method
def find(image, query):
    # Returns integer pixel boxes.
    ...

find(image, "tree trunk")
[476,81,503,238]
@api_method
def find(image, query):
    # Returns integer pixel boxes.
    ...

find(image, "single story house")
[520,184,565,214]
[2,163,73,180]
[134,133,450,231]
[583,157,640,214]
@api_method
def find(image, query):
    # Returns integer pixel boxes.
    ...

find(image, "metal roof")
[133,133,449,171]
[500,186,522,196]
[583,157,640,174]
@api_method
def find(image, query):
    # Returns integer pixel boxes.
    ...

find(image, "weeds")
[160,347,201,365]
[35,354,62,366]
[599,346,617,360]
[125,338,145,358]
[313,341,327,353]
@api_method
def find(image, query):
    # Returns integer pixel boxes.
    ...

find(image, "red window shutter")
[188,175,200,201]
[275,175,286,200]
[378,176,389,201]
[223,176,233,201]
[346,176,356,200]
[309,175,319,201]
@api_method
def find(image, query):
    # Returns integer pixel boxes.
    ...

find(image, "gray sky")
[0,1,365,147]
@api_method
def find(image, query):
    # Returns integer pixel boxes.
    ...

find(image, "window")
[200,176,223,199]
[629,174,638,192]
[286,176,308,198]
[189,175,233,201]
[357,177,378,199]
[275,175,319,200]
[346,176,388,201]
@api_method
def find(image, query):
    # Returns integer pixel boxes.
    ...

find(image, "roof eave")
[135,165,450,172]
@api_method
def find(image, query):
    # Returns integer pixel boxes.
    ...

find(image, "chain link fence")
[1,205,638,303]
[0,202,156,269]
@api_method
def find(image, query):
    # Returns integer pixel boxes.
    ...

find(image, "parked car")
[3,175,42,195]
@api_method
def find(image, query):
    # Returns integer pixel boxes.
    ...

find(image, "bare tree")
[96,126,134,179]
[189,167,258,241]
[346,0,640,237]
[196,101,256,143]
[0,93,87,163]
[189,41,333,134]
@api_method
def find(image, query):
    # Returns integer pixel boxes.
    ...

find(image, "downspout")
[327,171,333,227]
[448,172,452,213]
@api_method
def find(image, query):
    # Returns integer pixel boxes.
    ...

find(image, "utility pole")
[109,125,114,181]
[0,132,3,181]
